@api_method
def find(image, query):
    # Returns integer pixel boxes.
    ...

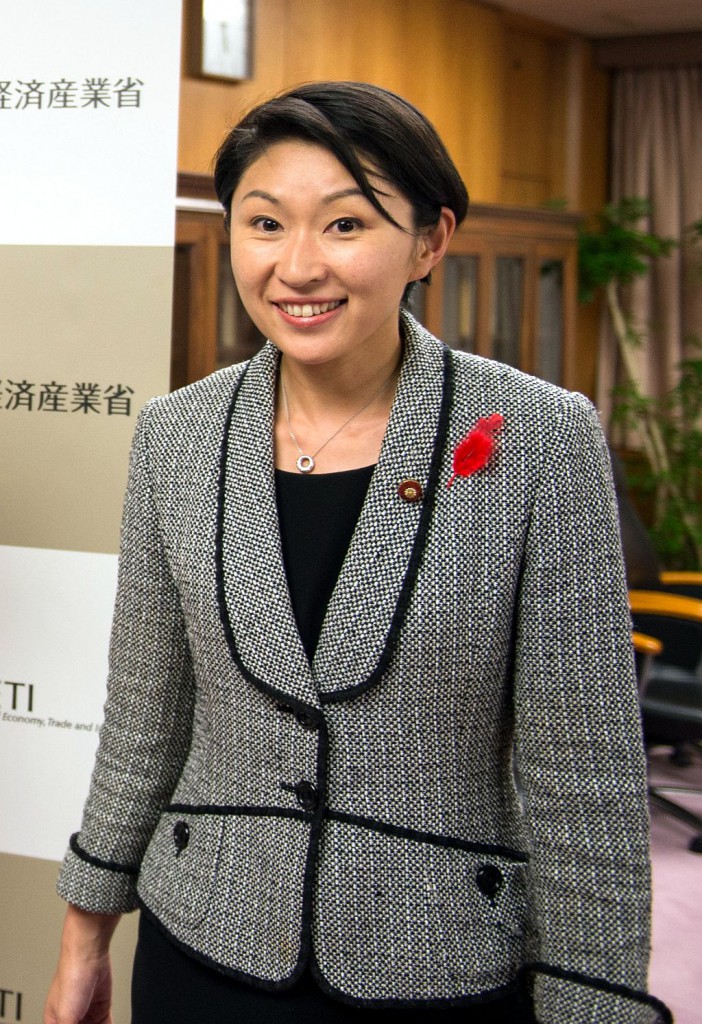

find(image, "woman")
[45,82,670,1024]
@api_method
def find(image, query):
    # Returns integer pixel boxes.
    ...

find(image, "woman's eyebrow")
[240,189,278,204]
[322,188,365,204]
[239,186,391,205]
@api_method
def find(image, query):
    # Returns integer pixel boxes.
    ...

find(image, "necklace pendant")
[296,454,315,474]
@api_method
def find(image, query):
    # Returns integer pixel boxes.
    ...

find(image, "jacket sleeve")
[56,401,196,913]
[513,393,671,1024]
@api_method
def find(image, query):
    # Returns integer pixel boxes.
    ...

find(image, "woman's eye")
[252,217,280,233]
[331,218,361,234]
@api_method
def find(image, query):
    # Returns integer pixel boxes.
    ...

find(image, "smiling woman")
[225,138,454,473]
[46,82,671,1024]
[215,82,465,475]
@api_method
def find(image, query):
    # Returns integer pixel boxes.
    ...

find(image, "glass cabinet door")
[441,255,478,352]
[535,258,563,385]
[491,256,525,369]
[216,243,265,370]
[424,204,579,391]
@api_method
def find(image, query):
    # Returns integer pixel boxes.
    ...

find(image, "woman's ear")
[409,207,456,281]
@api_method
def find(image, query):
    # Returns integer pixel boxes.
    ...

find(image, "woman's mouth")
[276,299,345,318]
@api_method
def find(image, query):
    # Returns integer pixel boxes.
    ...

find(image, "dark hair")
[213,81,468,300]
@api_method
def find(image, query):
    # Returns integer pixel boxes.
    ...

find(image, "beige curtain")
[598,66,702,425]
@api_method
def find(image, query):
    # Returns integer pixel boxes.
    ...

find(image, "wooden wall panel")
[544,40,570,203]
[178,0,289,175]
[283,0,406,88]
[577,48,610,216]
[574,45,611,398]
[439,3,505,205]
[501,29,551,205]
[178,0,608,215]
[178,0,507,202]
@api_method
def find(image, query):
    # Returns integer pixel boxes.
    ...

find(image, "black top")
[275,464,374,661]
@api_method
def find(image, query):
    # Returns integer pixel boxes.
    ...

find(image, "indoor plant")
[578,200,702,569]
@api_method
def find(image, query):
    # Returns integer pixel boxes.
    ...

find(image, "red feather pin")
[446,414,504,488]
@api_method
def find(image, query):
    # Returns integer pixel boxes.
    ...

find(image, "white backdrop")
[0,1,181,246]
[0,546,118,861]
[0,3,182,1019]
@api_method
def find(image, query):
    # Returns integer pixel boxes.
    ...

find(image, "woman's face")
[228,140,449,374]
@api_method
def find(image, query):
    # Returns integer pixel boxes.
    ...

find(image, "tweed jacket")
[58,311,669,1024]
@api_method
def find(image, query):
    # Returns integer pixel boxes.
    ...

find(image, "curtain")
[597,66,702,425]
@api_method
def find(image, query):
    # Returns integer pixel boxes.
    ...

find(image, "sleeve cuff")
[525,963,673,1024]
[56,833,141,914]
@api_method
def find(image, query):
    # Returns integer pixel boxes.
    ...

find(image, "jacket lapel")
[216,342,321,709]
[314,314,451,701]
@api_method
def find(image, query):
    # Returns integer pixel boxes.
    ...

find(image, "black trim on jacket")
[326,809,528,862]
[70,832,140,876]
[523,962,674,1023]
[137,898,530,1009]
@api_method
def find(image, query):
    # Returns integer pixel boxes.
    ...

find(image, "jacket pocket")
[315,817,530,1000]
[137,811,225,928]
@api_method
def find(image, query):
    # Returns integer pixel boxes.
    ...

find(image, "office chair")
[612,451,702,853]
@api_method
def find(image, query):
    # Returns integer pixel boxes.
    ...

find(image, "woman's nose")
[275,230,327,286]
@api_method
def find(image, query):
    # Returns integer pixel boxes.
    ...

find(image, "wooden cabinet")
[172,174,265,392]
[417,205,581,390]
[172,177,580,392]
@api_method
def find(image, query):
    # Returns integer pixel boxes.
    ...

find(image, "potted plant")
[578,200,702,569]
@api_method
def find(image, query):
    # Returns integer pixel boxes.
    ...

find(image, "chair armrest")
[632,632,663,657]
[658,571,702,601]
[660,571,702,586]
[632,631,664,696]
[630,591,702,674]
[629,590,702,622]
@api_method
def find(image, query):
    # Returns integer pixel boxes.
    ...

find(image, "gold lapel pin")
[398,478,423,503]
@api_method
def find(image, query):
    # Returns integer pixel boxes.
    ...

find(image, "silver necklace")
[280,367,396,473]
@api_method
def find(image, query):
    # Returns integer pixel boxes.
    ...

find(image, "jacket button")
[294,780,318,811]
[476,864,503,899]
[296,712,318,730]
[173,820,190,856]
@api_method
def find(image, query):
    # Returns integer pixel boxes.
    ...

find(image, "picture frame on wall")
[188,0,253,82]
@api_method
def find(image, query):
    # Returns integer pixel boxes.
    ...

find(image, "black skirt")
[132,913,535,1024]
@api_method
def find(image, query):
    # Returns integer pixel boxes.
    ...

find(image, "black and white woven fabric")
[57,311,670,1023]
